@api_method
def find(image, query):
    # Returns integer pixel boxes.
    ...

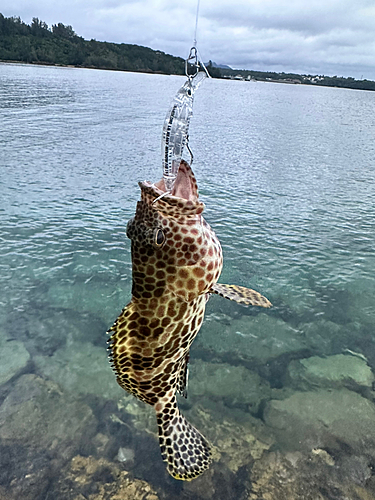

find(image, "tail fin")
[156,399,212,481]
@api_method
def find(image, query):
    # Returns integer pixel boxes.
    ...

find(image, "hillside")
[1,14,374,90]
[0,14,186,75]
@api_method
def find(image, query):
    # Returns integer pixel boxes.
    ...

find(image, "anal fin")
[210,283,272,308]
[176,353,189,399]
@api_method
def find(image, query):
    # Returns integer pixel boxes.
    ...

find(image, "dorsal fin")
[210,283,272,308]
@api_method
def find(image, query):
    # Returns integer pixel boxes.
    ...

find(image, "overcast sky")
[2,0,375,79]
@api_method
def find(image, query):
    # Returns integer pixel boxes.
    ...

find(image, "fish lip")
[140,161,199,203]
[139,180,165,198]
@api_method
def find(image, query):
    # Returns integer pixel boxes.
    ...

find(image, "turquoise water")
[1,62,375,499]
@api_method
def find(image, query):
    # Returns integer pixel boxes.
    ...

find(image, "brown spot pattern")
[107,161,270,481]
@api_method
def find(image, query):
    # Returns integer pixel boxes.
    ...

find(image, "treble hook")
[186,136,194,166]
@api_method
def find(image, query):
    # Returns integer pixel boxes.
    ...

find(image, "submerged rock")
[34,341,123,399]
[54,455,159,500]
[116,447,135,465]
[0,374,98,500]
[5,302,110,359]
[0,374,97,453]
[189,360,271,414]
[174,401,274,500]
[298,319,342,351]
[47,280,130,327]
[297,319,360,357]
[266,281,321,320]
[0,335,30,386]
[186,401,273,473]
[116,394,155,435]
[347,277,375,328]
[0,486,15,500]
[287,354,374,391]
[196,313,306,366]
[263,388,375,454]
[247,449,373,500]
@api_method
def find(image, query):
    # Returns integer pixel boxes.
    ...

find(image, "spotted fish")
[107,161,271,481]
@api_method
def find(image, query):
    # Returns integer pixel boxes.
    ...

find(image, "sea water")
[1,62,375,499]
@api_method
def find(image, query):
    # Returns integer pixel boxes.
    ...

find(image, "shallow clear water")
[1,62,375,499]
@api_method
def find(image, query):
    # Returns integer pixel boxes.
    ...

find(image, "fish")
[107,160,271,481]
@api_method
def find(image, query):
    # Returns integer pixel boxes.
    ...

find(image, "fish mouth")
[139,161,204,215]
[153,161,199,202]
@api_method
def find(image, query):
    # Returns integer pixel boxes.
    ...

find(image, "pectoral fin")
[210,283,272,308]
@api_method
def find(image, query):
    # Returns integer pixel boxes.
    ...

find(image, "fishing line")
[193,0,201,47]
[190,0,211,79]
[159,0,210,195]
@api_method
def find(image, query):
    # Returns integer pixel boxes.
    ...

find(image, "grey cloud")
[1,0,375,79]
[202,0,375,36]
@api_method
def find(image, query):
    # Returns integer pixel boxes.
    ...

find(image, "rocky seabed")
[1,277,375,500]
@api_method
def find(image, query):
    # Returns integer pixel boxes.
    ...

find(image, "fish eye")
[154,228,166,248]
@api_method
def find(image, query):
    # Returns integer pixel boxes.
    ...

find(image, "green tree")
[31,17,50,36]
[52,23,76,39]
[206,60,221,78]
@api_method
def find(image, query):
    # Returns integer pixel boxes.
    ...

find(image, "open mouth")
[153,161,199,202]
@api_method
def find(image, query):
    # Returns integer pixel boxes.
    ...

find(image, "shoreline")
[1,59,374,92]
[0,59,171,75]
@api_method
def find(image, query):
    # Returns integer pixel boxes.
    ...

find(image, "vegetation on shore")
[219,67,375,91]
[0,14,186,75]
[1,13,374,91]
